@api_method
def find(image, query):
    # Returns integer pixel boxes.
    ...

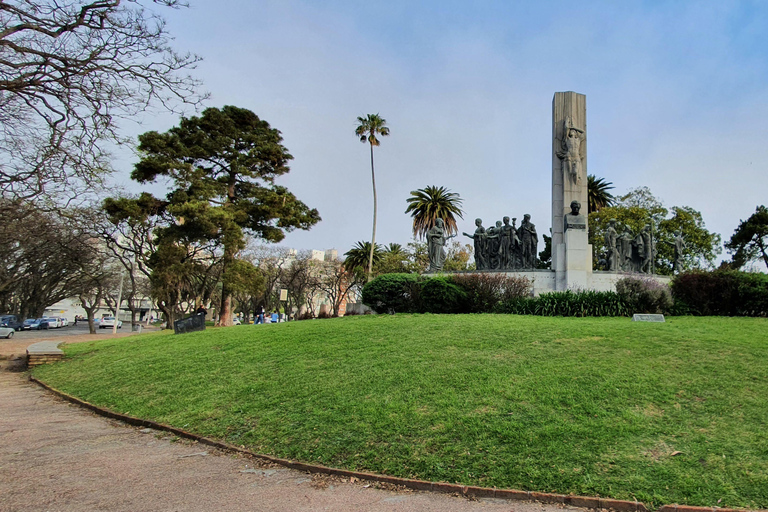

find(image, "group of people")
[254,308,282,324]
[603,220,684,273]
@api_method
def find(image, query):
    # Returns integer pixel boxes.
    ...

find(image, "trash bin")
[131,323,142,333]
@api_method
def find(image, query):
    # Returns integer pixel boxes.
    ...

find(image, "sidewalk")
[0,338,569,512]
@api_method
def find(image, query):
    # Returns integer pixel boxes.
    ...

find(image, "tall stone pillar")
[551,92,591,290]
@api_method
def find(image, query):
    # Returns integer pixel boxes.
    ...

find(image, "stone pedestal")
[561,228,592,290]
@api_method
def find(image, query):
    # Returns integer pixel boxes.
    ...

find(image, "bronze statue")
[520,214,538,269]
[500,216,519,270]
[564,200,586,231]
[463,218,488,270]
[427,219,454,272]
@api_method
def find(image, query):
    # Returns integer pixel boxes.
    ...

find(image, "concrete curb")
[27,376,761,512]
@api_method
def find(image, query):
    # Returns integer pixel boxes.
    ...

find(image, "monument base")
[554,228,592,291]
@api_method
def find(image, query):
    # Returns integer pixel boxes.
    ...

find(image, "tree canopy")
[587,174,615,213]
[108,106,320,325]
[0,0,204,202]
[405,185,465,239]
[725,205,768,270]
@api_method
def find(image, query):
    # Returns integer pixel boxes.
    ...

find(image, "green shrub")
[362,273,423,314]
[497,290,630,317]
[420,277,468,314]
[450,273,533,313]
[615,275,673,314]
[671,270,768,316]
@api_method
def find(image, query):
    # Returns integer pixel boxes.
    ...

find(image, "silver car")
[0,326,14,338]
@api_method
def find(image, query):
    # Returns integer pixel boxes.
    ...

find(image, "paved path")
[0,336,571,512]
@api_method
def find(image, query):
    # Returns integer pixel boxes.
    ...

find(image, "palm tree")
[405,185,465,239]
[587,174,616,213]
[384,243,405,255]
[344,241,383,273]
[355,114,390,282]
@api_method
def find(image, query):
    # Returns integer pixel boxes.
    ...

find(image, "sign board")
[174,312,206,334]
[279,288,288,301]
[632,314,665,323]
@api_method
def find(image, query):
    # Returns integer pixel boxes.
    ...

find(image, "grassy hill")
[33,315,768,508]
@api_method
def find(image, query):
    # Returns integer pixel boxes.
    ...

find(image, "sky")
[114,0,768,265]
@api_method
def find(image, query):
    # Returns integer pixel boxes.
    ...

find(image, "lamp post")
[112,271,125,334]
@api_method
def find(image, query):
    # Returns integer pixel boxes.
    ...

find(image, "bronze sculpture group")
[604,220,665,274]
[459,215,538,271]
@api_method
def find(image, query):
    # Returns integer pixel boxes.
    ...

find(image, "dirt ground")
[0,329,574,512]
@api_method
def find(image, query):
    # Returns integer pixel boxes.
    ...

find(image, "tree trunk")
[367,143,377,282]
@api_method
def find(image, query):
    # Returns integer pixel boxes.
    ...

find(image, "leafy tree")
[725,205,768,269]
[0,0,204,202]
[377,243,411,274]
[344,241,383,273]
[355,113,390,282]
[405,185,465,239]
[587,174,615,213]
[283,252,321,319]
[406,239,473,272]
[119,106,319,326]
[589,187,721,274]
[538,232,552,269]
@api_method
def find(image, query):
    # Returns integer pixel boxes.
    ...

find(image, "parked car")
[44,317,61,328]
[0,326,13,338]
[30,318,49,330]
[59,317,69,327]
[0,315,23,331]
[99,317,122,329]
[22,318,36,330]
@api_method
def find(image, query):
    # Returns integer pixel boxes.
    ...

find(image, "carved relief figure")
[427,219,454,272]
[520,214,538,269]
[463,218,487,270]
[604,218,618,271]
[556,117,585,183]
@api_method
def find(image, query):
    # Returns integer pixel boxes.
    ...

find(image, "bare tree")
[244,244,293,313]
[315,259,361,317]
[283,251,320,318]
[0,0,204,202]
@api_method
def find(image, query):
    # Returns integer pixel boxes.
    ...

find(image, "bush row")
[361,273,533,314]
[362,270,768,317]
[670,270,768,316]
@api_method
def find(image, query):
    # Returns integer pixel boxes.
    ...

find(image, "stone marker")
[632,314,665,322]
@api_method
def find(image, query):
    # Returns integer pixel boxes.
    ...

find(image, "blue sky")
[116,1,768,265]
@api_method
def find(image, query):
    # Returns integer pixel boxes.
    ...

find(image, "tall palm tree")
[405,185,465,239]
[587,174,616,213]
[344,241,383,273]
[355,114,390,282]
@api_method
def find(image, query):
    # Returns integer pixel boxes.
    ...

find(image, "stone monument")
[552,92,591,290]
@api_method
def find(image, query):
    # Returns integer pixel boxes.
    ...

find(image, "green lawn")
[33,315,768,509]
